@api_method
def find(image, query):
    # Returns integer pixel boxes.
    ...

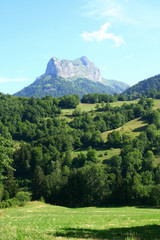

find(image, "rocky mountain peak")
[80,56,89,66]
[45,56,102,82]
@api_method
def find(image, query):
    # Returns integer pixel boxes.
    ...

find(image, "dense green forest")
[124,74,160,99]
[1,92,160,208]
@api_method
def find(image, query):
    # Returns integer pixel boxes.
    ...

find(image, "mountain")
[46,56,102,82]
[14,76,118,98]
[102,78,129,93]
[14,56,129,98]
[123,74,160,96]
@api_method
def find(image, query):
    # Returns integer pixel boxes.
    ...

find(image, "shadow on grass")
[132,125,147,133]
[49,225,160,239]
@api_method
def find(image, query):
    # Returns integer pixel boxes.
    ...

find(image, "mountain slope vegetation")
[123,74,160,98]
[14,75,123,98]
[102,78,129,93]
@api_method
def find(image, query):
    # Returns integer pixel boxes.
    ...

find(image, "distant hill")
[14,56,129,98]
[102,78,129,93]
[123,74,160,96]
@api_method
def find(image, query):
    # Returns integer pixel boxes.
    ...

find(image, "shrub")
[0,198,18,208]
[40,196,45,203]
[15,191,31,207]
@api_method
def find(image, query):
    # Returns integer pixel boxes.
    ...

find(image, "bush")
[40,196,45,203]
[15,191,31,206]
[0,198,18,209]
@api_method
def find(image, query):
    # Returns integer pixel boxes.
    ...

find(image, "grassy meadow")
[0,201,160,239]
[101,117,148,141]
[61,100,139,117]
[72,148,121,163]
[153,99,160,109]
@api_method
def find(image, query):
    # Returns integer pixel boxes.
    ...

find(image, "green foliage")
[0,184,4,201]
[81,93,117,103]
[147,110,160,128]
[0,93,160,208]
[14,76,122,99]
[124,74,160,99]
[32,166,47,200]
[107,131,122,148]
[86,147,99,163]
[58,94,80,109]
[0,198,18,208]
[15,191,31,206]
[149,185,160,206]
[0,136,13,181]
[3,190,9,200]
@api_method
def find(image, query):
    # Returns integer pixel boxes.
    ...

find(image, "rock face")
[45,56,102,82]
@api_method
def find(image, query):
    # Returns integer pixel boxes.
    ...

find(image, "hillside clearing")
[61,103,97,116]
[72,148,121,162]
[102,117,148,141]
[153,99,160,109]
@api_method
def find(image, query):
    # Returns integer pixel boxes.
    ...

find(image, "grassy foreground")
[0,202,160,239]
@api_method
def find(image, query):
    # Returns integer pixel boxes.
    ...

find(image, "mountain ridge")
[14,56,129,98]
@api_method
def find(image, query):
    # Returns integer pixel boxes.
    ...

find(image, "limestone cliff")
[45,56,102,82]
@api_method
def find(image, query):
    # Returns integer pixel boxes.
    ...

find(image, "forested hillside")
[14,76,118,98]
[123,74,160,99]
[0,93,160,207]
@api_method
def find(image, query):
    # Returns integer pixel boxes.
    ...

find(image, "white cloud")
[0,77,29,83]
[81,22,124,47]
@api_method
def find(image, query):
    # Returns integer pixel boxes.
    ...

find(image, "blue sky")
[0,0,160,94]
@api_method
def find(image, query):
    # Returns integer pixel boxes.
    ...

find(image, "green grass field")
[72,148,121,163]
[61,99,160,117]
[153,99,160,109]
[110,99,138,107]
[60,103,97,118]
[61,101,139,117]
[0,202,160,240]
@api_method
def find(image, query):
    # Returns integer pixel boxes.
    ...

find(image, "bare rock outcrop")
[45,56,102,82]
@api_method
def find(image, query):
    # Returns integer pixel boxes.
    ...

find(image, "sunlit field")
[1,202,160,240]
